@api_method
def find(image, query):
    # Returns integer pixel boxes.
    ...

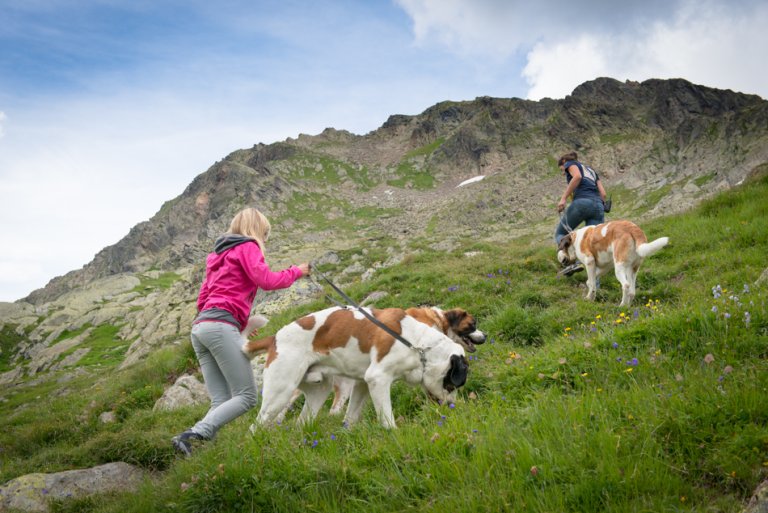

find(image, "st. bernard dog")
[557,220,669,306]
[242,306,470,429]
[326,306,485,414]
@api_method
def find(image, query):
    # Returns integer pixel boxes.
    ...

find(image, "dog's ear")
[443,308,466,327]
[558,233,574,252]
[443,354,469,391]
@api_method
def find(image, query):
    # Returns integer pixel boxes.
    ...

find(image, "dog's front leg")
[365,371,396,429]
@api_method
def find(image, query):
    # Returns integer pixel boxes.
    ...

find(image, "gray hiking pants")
[190,321,258,439]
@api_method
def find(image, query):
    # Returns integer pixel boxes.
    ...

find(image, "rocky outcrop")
[19,78,768,308]
[0,462,146,512]
[153,374,209,411]
[743,479,768,513]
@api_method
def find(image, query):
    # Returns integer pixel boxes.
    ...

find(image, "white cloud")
[397,0,768,100]
[396,0,525,58]
[523,0,768,99]
[523,36,610,100]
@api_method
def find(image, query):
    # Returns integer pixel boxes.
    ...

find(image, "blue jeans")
[554,197,605,245]
[189,321,258,439]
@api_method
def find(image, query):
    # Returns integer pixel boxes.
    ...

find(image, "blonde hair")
[228,207,271,251]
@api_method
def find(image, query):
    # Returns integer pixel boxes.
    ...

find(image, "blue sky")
[1,0,766,302]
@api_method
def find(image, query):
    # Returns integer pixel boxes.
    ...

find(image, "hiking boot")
[172,431,206,457]
[558,263,584,277]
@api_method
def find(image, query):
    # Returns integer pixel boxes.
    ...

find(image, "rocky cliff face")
[24,77,768,306]
[1,77,767,383]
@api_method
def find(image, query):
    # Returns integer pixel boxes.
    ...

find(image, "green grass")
[387,161,436,190]
[2,175,768,512]
[283,192,401,232]
[132,272,182,295]
[0,324,28,372]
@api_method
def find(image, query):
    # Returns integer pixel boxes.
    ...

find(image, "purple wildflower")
[612,342,619,349]
[712,306,718,313]
[311,440,319,448]
[629,358,639,366]
[724,312,731,319]
[745,312,751,327]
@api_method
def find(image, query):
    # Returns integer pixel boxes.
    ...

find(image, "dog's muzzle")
[460,331,487,353]
[557,249,572,266]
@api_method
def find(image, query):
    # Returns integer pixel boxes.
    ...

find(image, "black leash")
[308,269,427,365]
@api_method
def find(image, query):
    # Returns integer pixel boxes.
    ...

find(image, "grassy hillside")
[1,175,767,512]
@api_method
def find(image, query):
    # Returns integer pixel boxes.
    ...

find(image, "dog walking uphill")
[557,220,668,306]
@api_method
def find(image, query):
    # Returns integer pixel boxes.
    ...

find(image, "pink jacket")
[196,236,302,329]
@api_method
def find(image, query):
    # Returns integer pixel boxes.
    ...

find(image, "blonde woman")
[172,207,310,456]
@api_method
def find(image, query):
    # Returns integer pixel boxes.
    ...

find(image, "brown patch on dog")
[587,221,649,263]
[243,335,275,356]
[296,315,316,330]
[264,336,279,366]
[443,308,475,336]
[578,226,599,258]
[242,335,278,366]
[558,232,574,253]
[311,308,406,361]
[405,307,448,333]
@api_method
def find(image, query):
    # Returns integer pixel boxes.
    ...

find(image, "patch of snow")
[457,175,485,187]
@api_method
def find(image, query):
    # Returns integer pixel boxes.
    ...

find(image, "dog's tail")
[637,237,669,258]
[241,335,275,360]
[241,314,269,338]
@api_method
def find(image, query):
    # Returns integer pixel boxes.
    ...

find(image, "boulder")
[153,374,209,411]
[0,462,145,513]
[743,479,768,513]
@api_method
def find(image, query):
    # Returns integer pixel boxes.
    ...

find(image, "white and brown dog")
[326,306,485,413]
[242,306,470,429]
[557,220,669,306]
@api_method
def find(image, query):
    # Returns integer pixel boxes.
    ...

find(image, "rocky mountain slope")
[1,77,767,386]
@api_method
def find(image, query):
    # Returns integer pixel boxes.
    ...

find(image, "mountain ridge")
[18,77,768,306]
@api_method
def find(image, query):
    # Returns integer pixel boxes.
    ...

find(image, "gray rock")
[98,411,116,424]
[743,479,768,513]
[0,462,145,513]
[153,374,209,411]
[756,268,768,286]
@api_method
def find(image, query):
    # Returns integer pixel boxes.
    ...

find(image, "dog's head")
[443,308,486,353]
[557,232,577,266]
[420,334,469,404]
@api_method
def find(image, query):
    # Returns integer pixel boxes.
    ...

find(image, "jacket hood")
[213,235,256,254]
